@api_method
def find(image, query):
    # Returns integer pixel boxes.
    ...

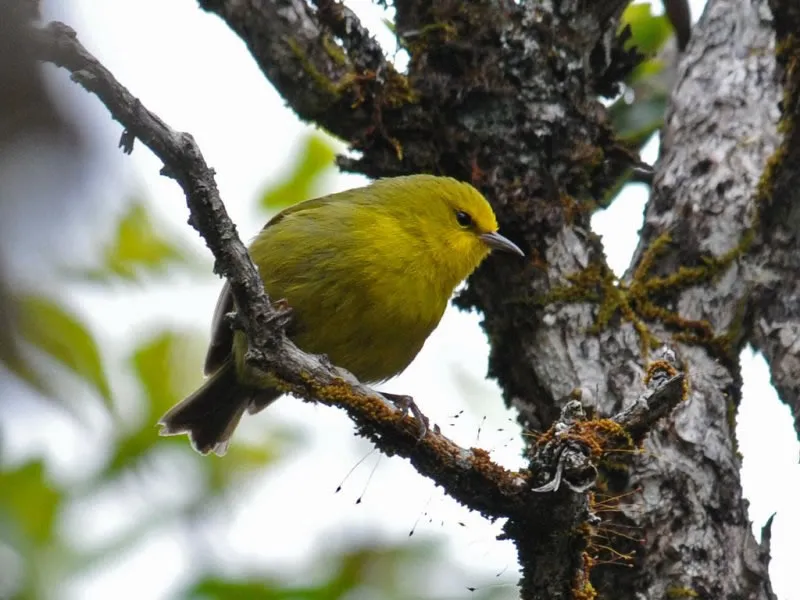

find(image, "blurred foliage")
[189,541,486,600]
[621,3,673,55]
[0,461,60,545]
[259,134,336,212]
[0,118,511,599]
[15,294,112,405]
[600,2,677,209]
[0,0,78,148]
[612,2,674,147]
[74,201,197,282]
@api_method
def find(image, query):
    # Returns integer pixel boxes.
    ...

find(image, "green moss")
[287,38,418,111]
[400,19,458,60]
[756,144,787,206]
[755,33,799,213]
[287,35,419,162]
[540,222,759,360]
[572,552,598,600]
[539,31,800,358]
[536,417,636,470]
[287,38,344,97]
[382,71,420,107]
[540,259,658,355]
[321,36,348,67]
[725,393,743,458]
[711,295,751,361]
[666,586,699,598]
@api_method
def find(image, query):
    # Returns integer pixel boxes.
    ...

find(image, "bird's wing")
[204,280,234,375]
[203,193,350,374]
[262,190,351,227]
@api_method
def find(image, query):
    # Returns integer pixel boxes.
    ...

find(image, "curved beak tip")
[480,231,525,257]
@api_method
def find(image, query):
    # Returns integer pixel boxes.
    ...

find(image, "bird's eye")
[455,210,473,228]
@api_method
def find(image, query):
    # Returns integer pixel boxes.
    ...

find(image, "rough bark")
[751,0,800,442]
[195,2,650,597]
[600,0,782,598]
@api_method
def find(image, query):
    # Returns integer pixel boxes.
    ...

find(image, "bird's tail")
[158,361,278,456]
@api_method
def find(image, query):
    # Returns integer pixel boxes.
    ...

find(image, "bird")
[158,174,524,455]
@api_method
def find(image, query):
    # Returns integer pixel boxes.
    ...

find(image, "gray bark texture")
[32,0,800,597]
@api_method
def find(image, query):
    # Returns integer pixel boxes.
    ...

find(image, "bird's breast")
[254,210,453,383]
[279,260,447,383]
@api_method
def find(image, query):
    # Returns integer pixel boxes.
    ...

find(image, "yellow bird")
[159,175,523,455]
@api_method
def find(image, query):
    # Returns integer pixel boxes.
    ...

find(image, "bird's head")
[378,175,524,291]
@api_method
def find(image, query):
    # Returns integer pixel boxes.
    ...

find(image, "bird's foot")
[224,298,292,333]
[382,392,429,439]
[267,298,294,330]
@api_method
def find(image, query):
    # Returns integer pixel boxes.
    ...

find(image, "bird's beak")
[480,231,524,256]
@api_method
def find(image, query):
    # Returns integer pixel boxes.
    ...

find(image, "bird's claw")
[267,298,294,330]
[382,392,429,440]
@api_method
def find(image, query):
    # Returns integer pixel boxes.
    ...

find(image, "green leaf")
[188,542,443,600]
[110,330,296,474]
[621,3,674,55]
[17,294,112,405]
[259,133,336,212]
[609,6,672,157]
[0,461,60,544]
[104,202,189,279]
[609,5,673,150]
[629,57,667,82]
[67,201,192,283]
[191,579,288,600]
[0,288,52,395]
[382,18,396,34]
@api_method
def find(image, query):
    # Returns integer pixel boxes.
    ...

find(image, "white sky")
[8,0,798,598]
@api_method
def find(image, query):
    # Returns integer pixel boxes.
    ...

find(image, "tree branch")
[172,1,692,597]
[594,0,779,597]
[32,23,278,362]
[750,0,800,440]
[185,0,787,597]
